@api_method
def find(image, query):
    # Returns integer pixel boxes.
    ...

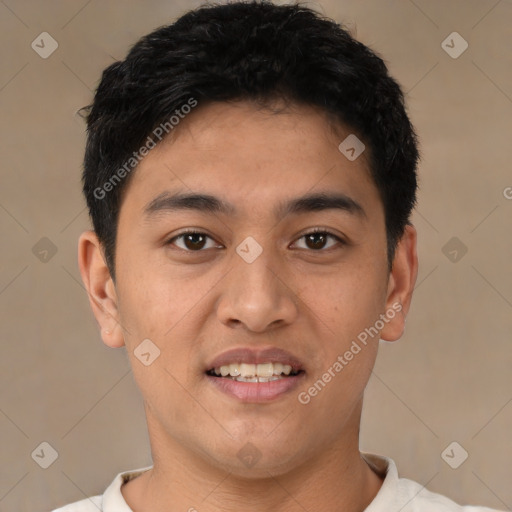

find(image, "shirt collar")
[361,452,400,511]
[101,464,152,511]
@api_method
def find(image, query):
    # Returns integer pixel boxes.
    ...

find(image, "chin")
[199,435,308,479]
[215,452,303,479]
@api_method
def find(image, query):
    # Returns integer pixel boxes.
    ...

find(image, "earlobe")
[78,230,125,348]
[379,224,418,342]
[100,324,125,349]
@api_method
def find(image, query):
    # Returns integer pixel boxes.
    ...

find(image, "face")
[79,100,417,478]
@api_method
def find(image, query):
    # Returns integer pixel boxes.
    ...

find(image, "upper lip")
[206,347,305,373]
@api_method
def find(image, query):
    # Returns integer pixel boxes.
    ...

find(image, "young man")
[56,1,503,511]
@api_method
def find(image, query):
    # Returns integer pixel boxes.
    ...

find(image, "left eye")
[292,230,343,251]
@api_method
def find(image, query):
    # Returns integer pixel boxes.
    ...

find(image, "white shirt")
[52,453,504,511]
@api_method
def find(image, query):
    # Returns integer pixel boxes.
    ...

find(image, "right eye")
[166,231,223,252]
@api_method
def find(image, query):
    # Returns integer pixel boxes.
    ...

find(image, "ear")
[380,224,418,342]
[77,230,125,348]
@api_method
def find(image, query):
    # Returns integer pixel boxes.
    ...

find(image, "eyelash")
[166,227,346,252]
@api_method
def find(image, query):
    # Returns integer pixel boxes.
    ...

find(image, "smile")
[206,361,303,382]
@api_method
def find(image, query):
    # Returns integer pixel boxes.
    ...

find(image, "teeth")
[229,363,240,376]
[273,362,284,375]
[257,362,273,377]
[233,374,285,383]
[211,362,298,378]
[240,363,256,378]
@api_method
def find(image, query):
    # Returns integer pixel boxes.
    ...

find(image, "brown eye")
[293,230,344,251]
[168,232,219,251]
[182,233,207,250]
[305,232,329,250]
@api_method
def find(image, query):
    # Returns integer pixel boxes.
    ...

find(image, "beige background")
[0,0,511,511]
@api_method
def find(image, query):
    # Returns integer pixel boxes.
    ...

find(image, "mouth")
[206,362,305,382]
[205,347,306,402]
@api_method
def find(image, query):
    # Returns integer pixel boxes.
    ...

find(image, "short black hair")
[80,0,419,281]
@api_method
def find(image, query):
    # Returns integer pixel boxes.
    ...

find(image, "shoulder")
[361,453,503,512]
[50,495,102,511]
[396,476,503,511]
[50,465,152,512]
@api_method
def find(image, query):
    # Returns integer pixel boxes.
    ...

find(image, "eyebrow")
[143,190,366,220]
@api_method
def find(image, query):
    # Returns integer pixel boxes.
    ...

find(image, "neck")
[121,402,384,512]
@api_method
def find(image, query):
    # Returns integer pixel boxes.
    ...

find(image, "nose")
[215,243,299,333]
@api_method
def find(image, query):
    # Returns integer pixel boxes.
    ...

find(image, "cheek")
[115,244,182,332]
[298,260,387,345]
[116,277,166,340]
[115,275,196,421]
[114,257,206,378]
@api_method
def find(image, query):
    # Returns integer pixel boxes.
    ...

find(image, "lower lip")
[206,373,305,402]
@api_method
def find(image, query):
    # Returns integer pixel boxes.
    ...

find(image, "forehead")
[119,100,380,221]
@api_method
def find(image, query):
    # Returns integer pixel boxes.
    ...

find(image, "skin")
[78,100,418,512]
